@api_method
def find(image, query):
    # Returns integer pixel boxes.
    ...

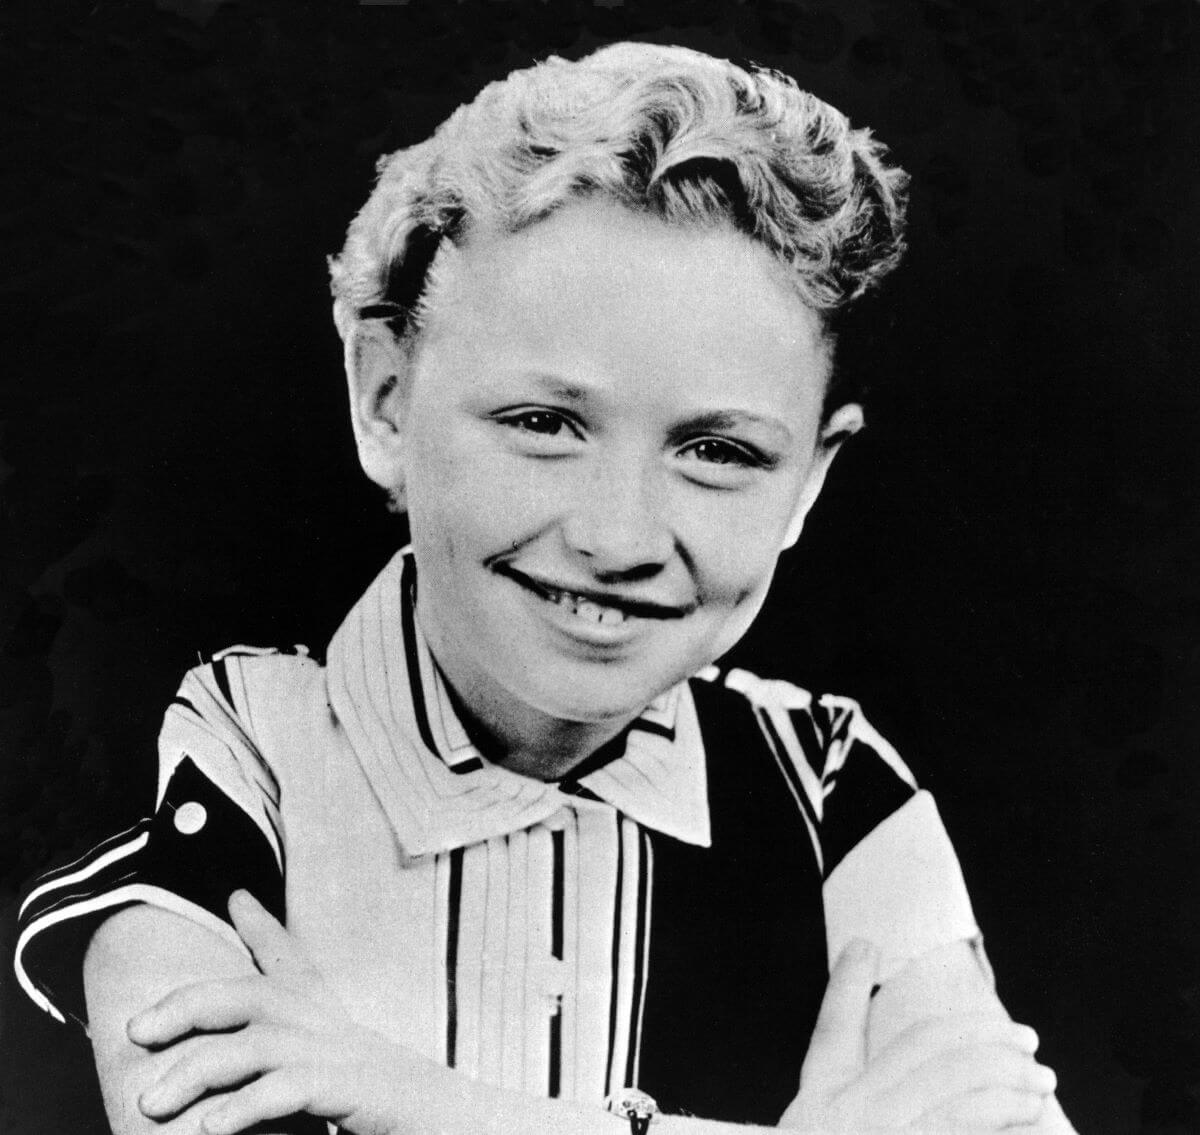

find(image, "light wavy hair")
[329,42,908,373]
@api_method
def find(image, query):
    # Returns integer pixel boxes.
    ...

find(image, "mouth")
[494,564,692,627]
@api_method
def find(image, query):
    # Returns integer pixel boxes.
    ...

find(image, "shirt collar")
[325,548,711,857]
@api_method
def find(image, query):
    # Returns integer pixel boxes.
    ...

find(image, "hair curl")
[329,42,908,357]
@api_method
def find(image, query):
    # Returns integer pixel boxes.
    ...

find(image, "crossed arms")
[83,894,1075,1135]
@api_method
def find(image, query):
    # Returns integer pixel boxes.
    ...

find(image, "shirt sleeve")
[13,650,286,1029]
[812,695,982,983]
[722,669,982,986]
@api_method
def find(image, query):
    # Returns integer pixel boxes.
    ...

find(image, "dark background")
[1,0,1197,1131]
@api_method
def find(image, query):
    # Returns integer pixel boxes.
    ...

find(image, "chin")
[513,663,678,727]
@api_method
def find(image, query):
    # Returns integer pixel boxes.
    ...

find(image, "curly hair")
[328,42,908,359]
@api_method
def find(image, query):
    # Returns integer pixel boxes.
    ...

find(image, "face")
[360,201,853,733]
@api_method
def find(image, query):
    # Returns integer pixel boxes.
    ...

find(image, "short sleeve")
[722,670,981,985]
[813,695,981,983]
[13,650,286,1029]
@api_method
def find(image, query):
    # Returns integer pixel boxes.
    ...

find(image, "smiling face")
[349,201,859,755]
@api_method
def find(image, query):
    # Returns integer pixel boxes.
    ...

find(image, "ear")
[343,322,413,502]
[780,403,864,550]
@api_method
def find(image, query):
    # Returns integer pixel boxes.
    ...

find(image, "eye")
[492,407,584,454]
[501,409,572,436]
[680,437,764,468]
[674,435,779,488]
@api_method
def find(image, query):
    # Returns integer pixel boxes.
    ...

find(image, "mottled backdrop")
[1,1,1197,1132]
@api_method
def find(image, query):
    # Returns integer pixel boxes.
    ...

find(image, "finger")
[228,891,319,988]
[201,1067,323,1135]
[916,1086,1047,1130]
[138,1028,299,1120]
[882,1045,1056,1124]
[128,977,271,1046]
[800,939,878,1093]
[866,1014,1039,1089]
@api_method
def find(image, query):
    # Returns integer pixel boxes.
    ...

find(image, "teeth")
[544,588,627,625]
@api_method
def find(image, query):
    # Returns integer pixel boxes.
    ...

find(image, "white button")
[174,801,207,835]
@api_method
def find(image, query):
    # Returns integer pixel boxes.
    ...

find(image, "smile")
[533,583,631,625]
[494,564,693,625]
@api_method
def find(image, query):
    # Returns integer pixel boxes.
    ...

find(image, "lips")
[493,563,693,621]
[531,584,631,626]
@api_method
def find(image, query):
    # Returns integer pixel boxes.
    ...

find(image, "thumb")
[800,939,878,1095]
[228,889,317,986]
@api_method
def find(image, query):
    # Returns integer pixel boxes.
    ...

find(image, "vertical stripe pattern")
[425,805,652,1103]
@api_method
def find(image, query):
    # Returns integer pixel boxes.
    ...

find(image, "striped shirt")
[15,548,980,1123]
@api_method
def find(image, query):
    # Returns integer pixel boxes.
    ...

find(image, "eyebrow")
[668,410,795,448]
[522,372,591,402]
[514,373,796,446]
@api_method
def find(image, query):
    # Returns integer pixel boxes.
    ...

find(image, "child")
[15,43,1073,1134]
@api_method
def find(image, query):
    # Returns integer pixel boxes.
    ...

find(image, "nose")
[561,454,674,577]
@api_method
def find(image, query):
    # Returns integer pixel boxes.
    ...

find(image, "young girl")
[15,43,1074,1134]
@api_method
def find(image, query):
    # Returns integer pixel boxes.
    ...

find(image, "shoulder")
[15,645,319,1030]
[172,643,324,720]
[692,662,868,726]
[689,664,912,787]
[161,646,325,774]
[156,644,329,859]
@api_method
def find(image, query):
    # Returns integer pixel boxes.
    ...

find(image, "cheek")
[716,569,776,626]
[693,581,775,673]
[406,433,545,558]
[682,497,792,604]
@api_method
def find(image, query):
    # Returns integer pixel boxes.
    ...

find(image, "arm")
[88,901,778,1135]
[84,904,316,1135]
[868,939,1077,1133]
[121,896,1032,1135]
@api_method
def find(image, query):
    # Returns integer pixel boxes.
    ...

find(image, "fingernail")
[1013,1024,1040,1053]
[1034,1064,1058,1092]
[229,889,251,911]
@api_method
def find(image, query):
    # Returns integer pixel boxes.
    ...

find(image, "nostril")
[562,511,673,574]
[593,561,664,585]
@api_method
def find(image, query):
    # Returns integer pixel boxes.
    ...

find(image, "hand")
[128,890,453,1135]
[779,941,1057,1131]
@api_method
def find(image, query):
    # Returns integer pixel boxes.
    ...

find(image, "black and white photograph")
[1,2,1197,1132]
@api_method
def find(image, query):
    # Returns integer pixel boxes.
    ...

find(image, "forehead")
[416,201,830,421]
